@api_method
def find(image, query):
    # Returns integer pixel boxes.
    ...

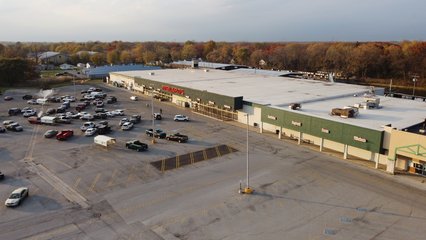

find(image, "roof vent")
[289,103,301,110]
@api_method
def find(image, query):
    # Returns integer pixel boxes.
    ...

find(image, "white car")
[85,127,97,136]
[27,99,38,105]
[174,114,189,122]
[80,114,94,121]
[121,122,134,130]
[105,111,115,118]
[111,109,124,116]
[130,96,138,101]
[80,122,95,131]
[23,109,37,117]
[5,187,29,207]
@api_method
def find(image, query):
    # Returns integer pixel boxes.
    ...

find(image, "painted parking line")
[126,166,136,185]
[107,169,118,187]
[89,173,101,192]
[50,157,73,169]
[73,177,81,189]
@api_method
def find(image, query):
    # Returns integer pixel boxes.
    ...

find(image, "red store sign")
[162,85,185,95]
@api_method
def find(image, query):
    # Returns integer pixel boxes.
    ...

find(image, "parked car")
[47,96,61,103]
[166,133,189,143]
[125,140,148,152]
[106,96,117,104]
[27,99,38,105]
[28,116,41,124]
[23,109,37,117]
[94,112,107,119]
[44,129,59,138]
[66,112,79,119]
[75,103,86,112]
[153,113,162,120]
[85,128,97,137]
[97,120,109,126]
[46,108,56,115]
[111,109,124,116]
[174,114,189,122]
[4,96,13,101]
[95,101,104,107]
[56,106,66,113]
[80,122,96,131]
[121,122,134,131]
[5,123,23,132]
[56,116,71,124]
[3,120,16,126]
[130,96,138,101]
[145,128,166,139]
[94,108,106,113]
[0,126,6,133]
[8,108,21,116]
[119,118,130,126]
[0,171,4,180]
[130,115,141,124]
[80,114,94,121]
[56,130,73,140]
[22,95,33,100]
[96,125,111,134]
[4,187,29,207]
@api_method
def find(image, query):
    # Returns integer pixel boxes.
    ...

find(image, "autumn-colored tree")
[233,46,250,65]
[249,49,267,68]
[306,43,330,71]
[120,50,133,64]
[107,50,120,64]
[181,41,198,60]
[325,43,355,77]
[0,58,38,86]
[203,40,217,58]
[143,51,157,64]
[90,53,106,66]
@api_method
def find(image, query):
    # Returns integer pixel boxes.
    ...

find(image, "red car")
[4,96,13,101]
[56,130,74,141]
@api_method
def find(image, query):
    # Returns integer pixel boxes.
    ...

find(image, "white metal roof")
[111,69,425,131]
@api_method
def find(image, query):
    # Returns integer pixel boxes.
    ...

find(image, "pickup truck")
[166,133,188,143]
[145,128,166,139]
[125,140,148,152]
[56,130,73,140]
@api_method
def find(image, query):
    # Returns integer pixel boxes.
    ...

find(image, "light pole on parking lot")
[239,113,253,194]
[151,93,156,144]
[412,78,417,97]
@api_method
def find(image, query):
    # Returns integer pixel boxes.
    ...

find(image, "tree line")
[0,41,425,84]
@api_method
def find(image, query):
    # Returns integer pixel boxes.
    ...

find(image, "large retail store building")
[110,67,426,176]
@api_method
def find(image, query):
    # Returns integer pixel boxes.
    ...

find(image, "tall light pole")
[239,113,253,194]
[412,78,417,97]
[151,92,156,144]
[73,75,76,99]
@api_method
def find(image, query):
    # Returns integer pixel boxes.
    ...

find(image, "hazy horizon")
[1,0,425,42]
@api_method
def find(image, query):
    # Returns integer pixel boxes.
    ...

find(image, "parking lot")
[2,83,426,239]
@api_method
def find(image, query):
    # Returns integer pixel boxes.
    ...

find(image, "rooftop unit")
[331,107,359,118]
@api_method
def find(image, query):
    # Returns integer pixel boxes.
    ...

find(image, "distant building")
[38,52,68,65]
[76,51,99,56]
[85,64,161,80]
[59,63,75,70]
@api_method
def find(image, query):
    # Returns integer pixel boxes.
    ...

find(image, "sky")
[0,0,425,42]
